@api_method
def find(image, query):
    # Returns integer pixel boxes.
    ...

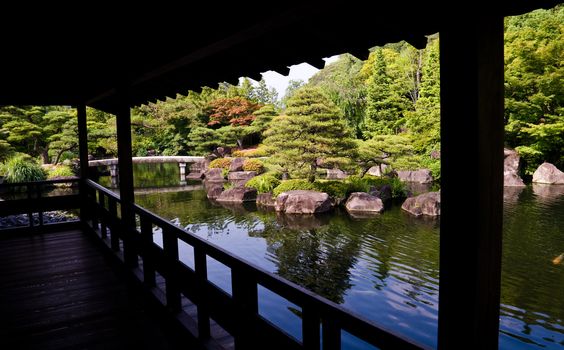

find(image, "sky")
[241,55,340,100]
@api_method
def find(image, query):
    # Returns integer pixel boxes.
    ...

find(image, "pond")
[101,163,564,349]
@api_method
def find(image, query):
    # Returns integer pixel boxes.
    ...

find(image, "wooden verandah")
[0,2,560,349]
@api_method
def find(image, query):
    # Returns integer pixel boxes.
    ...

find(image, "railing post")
[303,306,321,350]
[232,268,258,349]
[115,88,138,268]
[322,318,340,350]
[107,199,119,250]
[140,215,156,287]
[27,184,34,228]
[98,190,107,238]
[162,226,181,311]
[194,248,211,340]
[77,104,89,227]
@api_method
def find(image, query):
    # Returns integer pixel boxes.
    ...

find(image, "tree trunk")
[41,149,50,164]
[308,162,316,183]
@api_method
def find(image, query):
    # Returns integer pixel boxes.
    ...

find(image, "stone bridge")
[89,156,205,182]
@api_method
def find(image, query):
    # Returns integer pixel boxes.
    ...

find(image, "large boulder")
[345,192,384,214]
[326,168,347,179]
[229,157,246,172]
[228,171,257,187]
[205,168,224,181]
[532,162,564,184]
[401,191,441,217]
[367,164,388,177]
[504,148,525,187]
[397,169,433,184]
[369,185,392,203]
[257,192,276,207]
[216,187,257,203]
[205,182,224,200]
[275,190,333,214]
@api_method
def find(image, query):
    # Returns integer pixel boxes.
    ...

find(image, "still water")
[103,164,564,349]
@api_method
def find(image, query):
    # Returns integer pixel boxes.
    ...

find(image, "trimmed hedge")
[272,179,317,197]
[242,159,264,174]
[209,158,232,170]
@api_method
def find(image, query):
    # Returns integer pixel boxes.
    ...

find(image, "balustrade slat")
[194,248,211,340]
[322,319,340,350]
[303,306,321,350]
[232,269,258,349]
[140,215,156,287]
[162,226,181,311]
[108,199,119,250]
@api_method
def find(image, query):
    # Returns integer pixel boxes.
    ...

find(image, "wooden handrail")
[86,180,428,350]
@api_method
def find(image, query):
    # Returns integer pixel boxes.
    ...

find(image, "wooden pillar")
[438,13,504,350]
[115,89,138,267]
[77,104,89,225]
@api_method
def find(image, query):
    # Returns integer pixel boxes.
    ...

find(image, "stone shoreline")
[0,211,78,229]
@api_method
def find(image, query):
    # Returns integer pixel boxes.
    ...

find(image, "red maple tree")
[207,97,261,127]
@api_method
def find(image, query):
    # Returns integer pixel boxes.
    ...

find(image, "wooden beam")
[438,13,504,350]
[115,87,138,267]
[77,104,89,226]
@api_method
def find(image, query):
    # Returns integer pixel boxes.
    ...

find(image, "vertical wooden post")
[77,104,89,226]
[115,89,138,267]
[439,13,504,350]
[232,269,258,349]
[194,248,211,340]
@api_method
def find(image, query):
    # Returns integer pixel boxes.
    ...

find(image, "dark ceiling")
[0,1,560,113]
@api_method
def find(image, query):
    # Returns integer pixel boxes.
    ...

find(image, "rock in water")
[532,162,564,184]
[401,192,441,217]
[257,192,276,207]
[345,192,384,214]
[275,190,333,214]
[216,187,257,203]
[504,148,525,187]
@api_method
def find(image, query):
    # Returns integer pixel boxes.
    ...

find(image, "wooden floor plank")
[0,229,201,349]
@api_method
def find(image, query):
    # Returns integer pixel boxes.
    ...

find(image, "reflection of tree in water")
[356,210,439,305]
[251,214,362,304]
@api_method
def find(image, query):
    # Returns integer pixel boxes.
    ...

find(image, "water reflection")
[112,163,564,349]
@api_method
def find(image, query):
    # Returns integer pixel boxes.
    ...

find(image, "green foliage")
[3,155,46,183]
[209,158,232,170]
[504,6,564,173]
[313,180,351,199]
[363,47,414,136]
[245,174,280,193]
[344,175,407,199]
[47,165,74,179]
[272,179,317,197]
[186,127,222,155]
[309,54,366,137]
[242,158,265,174]
[232,146,268,158]
[0,140,14,161]
[264,87,357,182]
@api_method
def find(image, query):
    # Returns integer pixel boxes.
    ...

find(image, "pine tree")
[263,87,357,182]
[363,48,412,137]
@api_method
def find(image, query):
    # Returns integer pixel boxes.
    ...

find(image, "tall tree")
[263,87,357,182]
[308,54,366,137]
[251,79,278,105]
[504,5,564,173]
[363,48,412,137]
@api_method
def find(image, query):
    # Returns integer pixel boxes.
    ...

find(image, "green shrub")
[242,159,264,174]
[4,156,46,183]
[245,174,280,194]
[344,175,408,199]
[313,180,351,199]
[232,146,269,158]
[272,179,317,197]
[263,170,283,179]
[209,158,232,170]
[47,165,74,179]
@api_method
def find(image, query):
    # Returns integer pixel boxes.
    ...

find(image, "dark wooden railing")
[0,178,80,231]
[85,179,428,350]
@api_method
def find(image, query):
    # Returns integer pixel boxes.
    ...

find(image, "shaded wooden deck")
[0,229,200,350]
